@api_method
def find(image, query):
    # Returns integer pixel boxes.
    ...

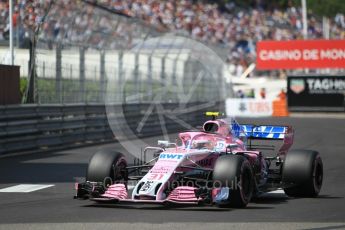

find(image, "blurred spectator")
[277,89,286,100]
[0,0,344,72]
[247,89,255,98]
[237,89,245,98]
[259,88,266,99]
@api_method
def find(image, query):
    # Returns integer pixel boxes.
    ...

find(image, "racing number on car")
[140,181,154,192]
[147,173,164,181]
[214,141,226,151]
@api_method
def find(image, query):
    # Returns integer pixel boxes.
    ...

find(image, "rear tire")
[86,150,128,186]
[213,155,254,208]
[282,150,323,197]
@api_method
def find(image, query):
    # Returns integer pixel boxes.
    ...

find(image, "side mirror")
[192,140,211,149]
[157,140,169,147]
[226,143,238,154]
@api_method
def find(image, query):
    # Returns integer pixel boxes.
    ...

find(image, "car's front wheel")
[86,150,128,187]
[213,155,254,208]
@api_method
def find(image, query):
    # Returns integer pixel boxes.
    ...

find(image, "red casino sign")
[256,40,345,70]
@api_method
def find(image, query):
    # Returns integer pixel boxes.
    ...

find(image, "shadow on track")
[0,152,87,183]
[251,194,289,205]
[316,195,344,199]
[251,193,343,205]
[301,224,345,230]
[82,203,273,211]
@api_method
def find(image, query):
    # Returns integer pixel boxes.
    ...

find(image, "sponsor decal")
[146,173,164,181]
[159,153,183,160]
[306,78,345,94]
[214,141,226,151]
[287,76,345,110]
[140,181,154,192]
[196,158,213,167]
[257,40,345,70]
[290,79,305,94]
[149,166,173,174]
[239,102,246,112]
[226,98,273,117]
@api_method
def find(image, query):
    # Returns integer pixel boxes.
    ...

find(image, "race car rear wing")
[239,125,291,140]
[231,123,294,156]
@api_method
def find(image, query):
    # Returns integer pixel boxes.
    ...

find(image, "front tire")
[282,150,323,197]
[86,150,128,186]
[213,155,254,208]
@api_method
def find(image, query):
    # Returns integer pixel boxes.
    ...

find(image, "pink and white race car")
[75,112,323,208]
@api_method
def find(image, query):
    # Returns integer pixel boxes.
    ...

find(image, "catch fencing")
[22,1,231,104]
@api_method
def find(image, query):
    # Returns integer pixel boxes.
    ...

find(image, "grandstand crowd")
[0,0,344,76]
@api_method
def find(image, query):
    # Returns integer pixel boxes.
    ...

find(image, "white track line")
[0,184,54,193]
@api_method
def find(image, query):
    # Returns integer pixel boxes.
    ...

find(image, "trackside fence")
[0,102,223,156]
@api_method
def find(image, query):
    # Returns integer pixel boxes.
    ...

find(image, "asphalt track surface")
[0,117,344,229]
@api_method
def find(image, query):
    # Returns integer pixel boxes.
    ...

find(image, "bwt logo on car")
[159,153,183,160]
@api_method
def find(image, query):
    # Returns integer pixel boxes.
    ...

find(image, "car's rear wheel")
[213,155,254,208]
[282,150,323,197]
[86,150,128,187]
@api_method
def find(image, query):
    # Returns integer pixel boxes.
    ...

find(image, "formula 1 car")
[74,112,323,208]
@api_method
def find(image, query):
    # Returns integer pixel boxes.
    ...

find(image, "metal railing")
[0,102,223,156]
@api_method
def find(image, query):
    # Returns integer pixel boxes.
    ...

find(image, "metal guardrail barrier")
[0,102,223,156]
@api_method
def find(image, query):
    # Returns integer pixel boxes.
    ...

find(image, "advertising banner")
[226,98,273,117]
[257,40,345,69]
[287,75,345,111]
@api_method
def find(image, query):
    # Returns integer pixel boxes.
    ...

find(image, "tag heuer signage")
[290,79,305,94]
[287,76,345,111]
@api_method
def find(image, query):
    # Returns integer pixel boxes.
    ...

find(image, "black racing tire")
[282,150,323,197]
[86,150,128,186]
[213,155,254,208]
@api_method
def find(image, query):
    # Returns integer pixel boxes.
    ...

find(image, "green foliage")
[19,78,28,99]
[305,0,345,17]
[37,78,104,103]
[286,0,345,17]
[20,77,105,103]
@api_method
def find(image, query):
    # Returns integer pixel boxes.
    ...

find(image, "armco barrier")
[0,102,223,155]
